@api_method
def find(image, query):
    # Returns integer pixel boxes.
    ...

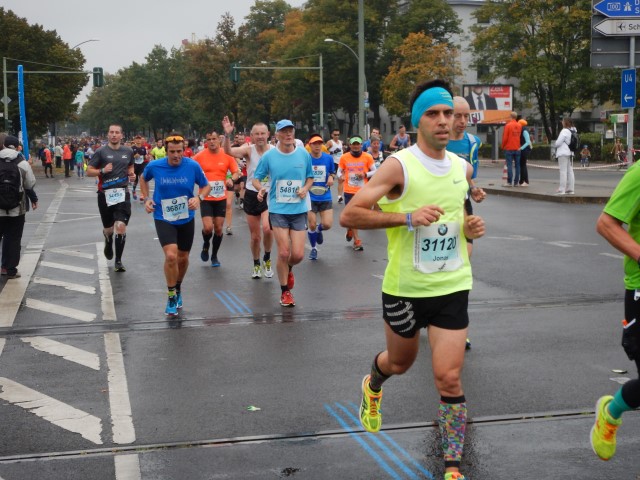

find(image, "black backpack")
[568,130,580,153]
[0,156,23,212]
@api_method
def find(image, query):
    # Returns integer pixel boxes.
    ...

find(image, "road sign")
[611,113,629,122]
[594,18,640,35]
[591,51,640,67]
[621,68,636,108]
[0,95,10,105]
[594,0,640,17]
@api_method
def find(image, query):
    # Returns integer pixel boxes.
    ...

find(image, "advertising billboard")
[462,84,514,124]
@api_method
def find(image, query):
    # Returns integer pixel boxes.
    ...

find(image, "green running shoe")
[590,395,622,461]
[359,375,382,433]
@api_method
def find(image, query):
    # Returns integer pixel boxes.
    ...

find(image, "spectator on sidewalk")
[501,112,522,187]
[554,117,576,195]
[518,119,532,186]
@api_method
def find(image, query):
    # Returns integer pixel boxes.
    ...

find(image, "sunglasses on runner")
[165,135,184,143]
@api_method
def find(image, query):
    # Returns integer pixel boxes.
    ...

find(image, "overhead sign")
[591,51,640,67]
[594,18,640,35]
[594,0,640,17]
[621,68,636,108]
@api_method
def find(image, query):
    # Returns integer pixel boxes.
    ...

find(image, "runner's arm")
[597,212,640,262]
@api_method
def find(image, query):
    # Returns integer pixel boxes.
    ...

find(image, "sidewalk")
[475,160,623,204]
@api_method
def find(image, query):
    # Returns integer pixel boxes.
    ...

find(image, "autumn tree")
[382,32,461,119]
[471,0,616,140]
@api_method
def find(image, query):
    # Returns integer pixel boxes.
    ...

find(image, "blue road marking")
[334,402,422,480]
[348,402,434,479]
[324,404,402,480]
[213,290,252,315]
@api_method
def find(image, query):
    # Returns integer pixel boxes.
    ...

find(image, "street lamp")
[71,39,99,49]
[325,35,368,136]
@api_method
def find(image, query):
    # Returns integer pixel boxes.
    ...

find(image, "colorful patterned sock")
[438,395,466,468]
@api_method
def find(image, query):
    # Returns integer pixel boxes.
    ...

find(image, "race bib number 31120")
[413,222,462,273]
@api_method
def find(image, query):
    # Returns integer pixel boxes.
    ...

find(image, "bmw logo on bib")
[438,224,448,236]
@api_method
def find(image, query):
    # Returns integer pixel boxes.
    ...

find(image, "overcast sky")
[3,0,306,102]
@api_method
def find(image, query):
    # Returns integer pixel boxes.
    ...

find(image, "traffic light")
[312,113,320,124]
[92,67,104,87]
[229,63,240,83]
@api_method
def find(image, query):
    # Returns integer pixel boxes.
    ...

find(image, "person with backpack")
[554,117,576,195]
[0,135,36,279]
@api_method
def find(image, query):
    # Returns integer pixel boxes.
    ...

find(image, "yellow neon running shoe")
[359,375,382,433]
[444,472,466,480]
[590,395,622,461]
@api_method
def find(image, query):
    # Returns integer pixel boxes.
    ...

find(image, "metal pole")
[357,0,365,136]
[628,37,635,163]
[319,54,324,136]
[3,57,8,131]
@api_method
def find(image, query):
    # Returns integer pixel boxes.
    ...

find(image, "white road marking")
[39,261,95,275]
[21,337,100,370]
[32,276,96,294]
[545,241,599,248]
[25,298,96,322]
[0,377,103,444]
[600,252,624,259]
[97,242,116,321]
[55,216,103,224]
[486,235,534,241]
[114,454,142,480]
[372,274,384,280]
[48,247,95,260]
[0,253,39,328]
[0,338,5,357]
[105,333,136,444]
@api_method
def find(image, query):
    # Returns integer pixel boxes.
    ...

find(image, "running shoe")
[132,191,137,200]
[309,247,318,260]
[176,292,183,309]
[200,242,210,262]
[346,229,353,242]
[263,259,274,278]
[353,239,364,251]
[316,229,324,245]
[465,338,471,350]
[287,270,295,290]
[104,234,114,260]
[444,473,466,480]
[591,395,621,461]
[114,260,126,272]
[359,375,382,433]
[252,264,262,279]
[280,290,295,307]
[165,295,178,316]
[338,195,344,204]
[211,257,221,267]
[226,226,233,235]
[238,199,244,210]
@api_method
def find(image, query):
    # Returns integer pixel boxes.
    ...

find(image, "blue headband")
[411,87,454,128]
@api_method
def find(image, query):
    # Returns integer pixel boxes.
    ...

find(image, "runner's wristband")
[406,213,414,232]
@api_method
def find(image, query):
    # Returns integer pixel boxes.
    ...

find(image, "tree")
[471,0,616,141]
[382,32,461,118]
[0,8,87,136]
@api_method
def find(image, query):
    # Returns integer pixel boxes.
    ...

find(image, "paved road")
[0,163,638,479]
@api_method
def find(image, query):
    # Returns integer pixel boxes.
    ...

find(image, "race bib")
[348,172,364,188]
[105,188,126,206]
[275,179,302,203]
[161,196,189,222]
[312,165,327,183]
[209,180,226,199]
[134,155,144,164]
[413,222,462,274]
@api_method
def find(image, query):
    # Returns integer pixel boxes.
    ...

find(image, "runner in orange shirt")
[337,136,376,251]
[194,130,239,267]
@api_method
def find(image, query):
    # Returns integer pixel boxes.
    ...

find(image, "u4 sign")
[621,68,636,109]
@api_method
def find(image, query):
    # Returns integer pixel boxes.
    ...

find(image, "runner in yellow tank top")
[340,79,485,480]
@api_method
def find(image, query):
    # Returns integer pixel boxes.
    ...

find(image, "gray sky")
[3,0,306,102]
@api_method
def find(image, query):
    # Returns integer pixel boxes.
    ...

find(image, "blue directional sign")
[621,68,636,108]
[594,0,640,17]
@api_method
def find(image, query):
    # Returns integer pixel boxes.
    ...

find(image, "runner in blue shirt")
[306,133,335,261]
[252,119,314,307]
[140,134,211,316]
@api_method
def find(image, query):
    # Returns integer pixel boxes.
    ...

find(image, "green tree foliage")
[471,0,616,141]
[0,8,87,135]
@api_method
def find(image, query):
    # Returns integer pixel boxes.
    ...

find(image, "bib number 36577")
[413,222,462,273]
